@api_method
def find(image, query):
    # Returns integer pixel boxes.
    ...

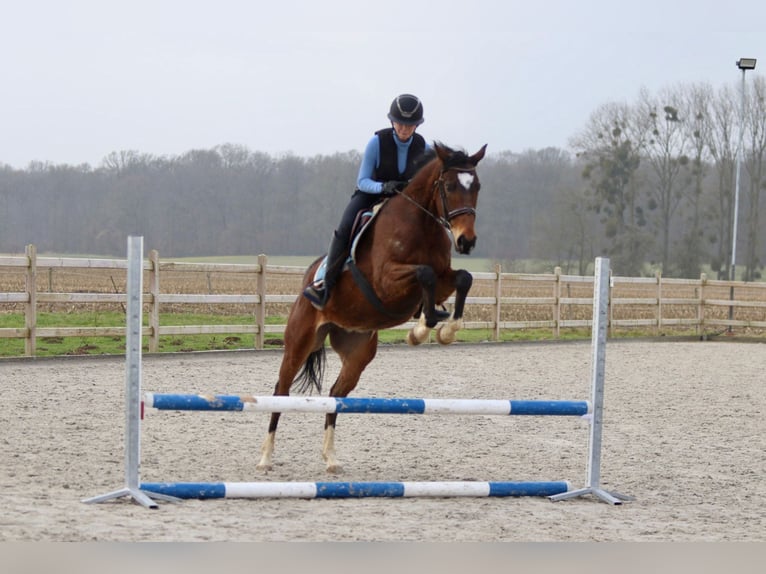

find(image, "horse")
[257,142,487,473]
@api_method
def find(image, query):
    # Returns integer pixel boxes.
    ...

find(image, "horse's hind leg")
[322,329,378,473]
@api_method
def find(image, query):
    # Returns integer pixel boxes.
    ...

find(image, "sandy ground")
[1,339,765,542]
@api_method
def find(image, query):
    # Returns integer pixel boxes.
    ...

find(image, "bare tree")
[705,85,739,278]
[676,83,715,278]
[100,150,148,173]
[743,76,766,280]
[571,102,650,276]
[637,88,692,276]
[531,182,599,275]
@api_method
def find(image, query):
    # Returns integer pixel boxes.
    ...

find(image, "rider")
[302,93,430,309]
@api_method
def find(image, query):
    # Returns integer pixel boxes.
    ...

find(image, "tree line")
[1,78,764,279]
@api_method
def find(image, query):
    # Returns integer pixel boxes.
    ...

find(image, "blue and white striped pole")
[143,394,591,417]
[141,480,570,499]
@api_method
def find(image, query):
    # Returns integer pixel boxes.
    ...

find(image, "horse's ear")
[470,144,488,166]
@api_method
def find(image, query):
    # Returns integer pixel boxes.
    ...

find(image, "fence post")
[148,250,160,353]
[255,254,267,350]
[493,263,501,341]
[25,244,37,356]
[607,270,613,338]
[698,273,706,336]
[655,270,662,336]
[554,266,561,339]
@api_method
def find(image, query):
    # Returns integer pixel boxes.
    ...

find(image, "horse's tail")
[292,346,325,395]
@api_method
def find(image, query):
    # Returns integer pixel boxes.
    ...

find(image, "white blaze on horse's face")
[457,172,475,190]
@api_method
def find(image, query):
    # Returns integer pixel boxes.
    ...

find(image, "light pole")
[731,58,757,282]
[729,57,756,331]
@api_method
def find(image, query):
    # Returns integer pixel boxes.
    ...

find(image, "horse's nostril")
[457,236,476,254]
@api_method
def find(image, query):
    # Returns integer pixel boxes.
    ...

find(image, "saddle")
[349,201,385,260]
[311,199,387,285]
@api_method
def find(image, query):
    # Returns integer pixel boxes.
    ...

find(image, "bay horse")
[257,142,487,473]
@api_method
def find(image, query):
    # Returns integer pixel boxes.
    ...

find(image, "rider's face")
[392,122,417,141]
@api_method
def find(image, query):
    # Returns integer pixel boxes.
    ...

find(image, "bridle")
[436,167,477,226]
[397,166,477,231]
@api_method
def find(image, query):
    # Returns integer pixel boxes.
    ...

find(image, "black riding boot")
[302,231,348,309]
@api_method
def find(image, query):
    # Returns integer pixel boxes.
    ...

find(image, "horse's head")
[432,142,487,254]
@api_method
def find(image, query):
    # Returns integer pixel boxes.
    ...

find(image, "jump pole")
[82,236,178,509]
[143,394,591,416]
[549,256,631,505]
[140,480,570,499]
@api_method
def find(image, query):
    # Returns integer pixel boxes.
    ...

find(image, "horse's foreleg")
[256,412,281,471]
[414,265,449,327]
[435,317,463,344]
[406,313,431,345]
[436,269,473,345]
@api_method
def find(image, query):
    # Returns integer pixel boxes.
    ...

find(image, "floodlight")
[736,58,757,70]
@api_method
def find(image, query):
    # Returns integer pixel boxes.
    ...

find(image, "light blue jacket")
[356,132,430,194]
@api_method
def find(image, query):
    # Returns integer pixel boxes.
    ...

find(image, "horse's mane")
[412,147,436,172]
[410,142,471,186]
[434,141,473,170]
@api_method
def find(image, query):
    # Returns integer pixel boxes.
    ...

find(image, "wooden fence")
[2,244,766,356]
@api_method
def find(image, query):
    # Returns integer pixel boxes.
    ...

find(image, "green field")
[0,310,597,358]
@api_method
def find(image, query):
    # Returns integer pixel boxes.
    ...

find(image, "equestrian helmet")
[387,94,424,126]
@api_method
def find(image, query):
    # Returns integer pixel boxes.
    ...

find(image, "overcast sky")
[1,0,763,168]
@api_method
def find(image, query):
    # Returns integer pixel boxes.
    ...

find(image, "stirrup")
[302,282,327,309]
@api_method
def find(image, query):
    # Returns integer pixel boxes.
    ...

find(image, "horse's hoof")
[326,464,343,474]
[256,463,272,472]
[435,327,456,345]
[406,332,422,346]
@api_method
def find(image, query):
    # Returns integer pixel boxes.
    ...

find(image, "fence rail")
[2,244,765,356]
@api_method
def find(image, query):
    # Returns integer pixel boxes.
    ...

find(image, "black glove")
[381,180,407,197]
